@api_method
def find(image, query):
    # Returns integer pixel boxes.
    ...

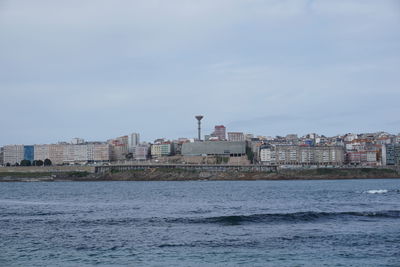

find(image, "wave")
[0,211,69,217]
[7,210,398,227]
[181,210,400,225]
[364,189,388,194]
[362,189,400,194]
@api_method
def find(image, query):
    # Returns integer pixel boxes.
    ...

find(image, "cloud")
[0,0,399,145]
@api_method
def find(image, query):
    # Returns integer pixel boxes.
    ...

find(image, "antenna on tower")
[195,115,203,141]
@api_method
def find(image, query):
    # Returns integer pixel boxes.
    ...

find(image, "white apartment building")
[260,145,344,165]
[33,143,111,164]
[34,145,50,162]
[128,133,140,153]
[3,145,24,165]
[228,132,245,142]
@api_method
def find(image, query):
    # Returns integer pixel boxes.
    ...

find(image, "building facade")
[32,143,111,164]
[135,145,149,160]
[108,136,129,161]
[0,147,3,166]
[151,143,173,158]
[260,145,344,165]
[382,144,400,165]
[213,125,226,141]
[228,132,245,142]
[182,141,246,157]
[128,133,140,153]
[23,146,34,162]
[3,145,24,165]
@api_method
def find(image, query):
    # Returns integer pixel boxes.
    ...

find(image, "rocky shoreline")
[1,167,399,182]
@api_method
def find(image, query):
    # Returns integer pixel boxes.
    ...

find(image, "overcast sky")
[1,0,399,145]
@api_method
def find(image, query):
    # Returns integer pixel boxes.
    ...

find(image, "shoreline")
[0,167,399,182]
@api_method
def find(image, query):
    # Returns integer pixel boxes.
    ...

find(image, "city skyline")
[1,0,399,146]
[1,126,399,147]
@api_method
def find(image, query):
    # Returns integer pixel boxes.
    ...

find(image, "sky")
[1,0,399,145]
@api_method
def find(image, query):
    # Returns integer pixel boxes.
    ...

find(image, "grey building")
[182,141,246,157]
[382,144,400,165]
[0,147,3,166]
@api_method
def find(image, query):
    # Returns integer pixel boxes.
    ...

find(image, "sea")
[1,179,400,266]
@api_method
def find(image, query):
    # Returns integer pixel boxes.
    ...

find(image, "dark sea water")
[1,179,400,266]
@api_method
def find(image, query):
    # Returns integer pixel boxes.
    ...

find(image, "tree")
[6,163,10,167]
[246,146,255,164]
[20,160,32,166]
[44,159,52,166]
[34,160,44,166]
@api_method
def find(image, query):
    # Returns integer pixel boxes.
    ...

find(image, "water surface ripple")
[1,179,399,266]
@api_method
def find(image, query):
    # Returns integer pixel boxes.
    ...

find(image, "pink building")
[213,125,226,141]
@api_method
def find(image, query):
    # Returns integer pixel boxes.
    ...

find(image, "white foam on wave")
[364,189,388,194]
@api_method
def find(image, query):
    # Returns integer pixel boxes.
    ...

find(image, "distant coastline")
[0,166,399,182]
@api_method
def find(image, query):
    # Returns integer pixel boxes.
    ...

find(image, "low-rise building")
[182,141,246,157]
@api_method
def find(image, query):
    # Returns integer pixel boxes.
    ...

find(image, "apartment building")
[382,144,400,165]
[228,132,245,142]
[3,145,24,165]
[151,143,174,158]
[260,145,344,165]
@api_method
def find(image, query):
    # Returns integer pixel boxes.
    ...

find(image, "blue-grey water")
[1,179,400,266]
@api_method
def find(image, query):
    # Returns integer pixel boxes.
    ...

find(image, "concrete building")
[3,145,24,165]
[110,144,128,161]
[34,145,50,162]
[108,136,129,161]
[182,141,246,157]
[382,144,400,165]
[135,145,149,160]
[228,132,245,142]
[260,145,344,165]
[395,135,400,144]
[151,143,173,158]
[346,151,379,166]
[71,138,85,145]
[260,144,276,163]
[0,147,3,166]
[63,144,89,163]
[49,144,66,164]
[213,125,226,141]
[286,134,298,140]
[88,143,111,162]
[32,143,111,164]
[128,133,140,153]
